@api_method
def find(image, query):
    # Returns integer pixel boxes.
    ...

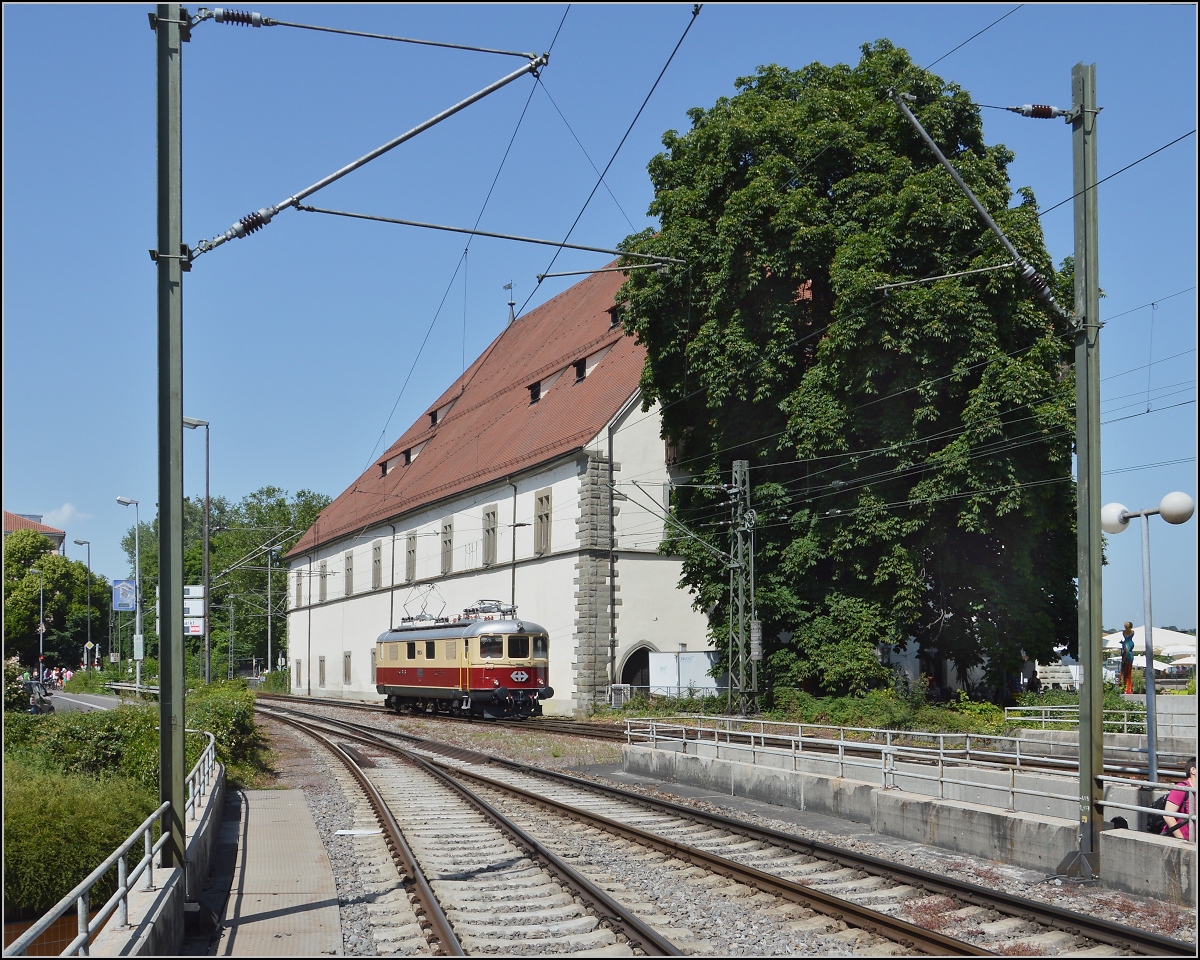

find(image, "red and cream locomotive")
[375,601,553,719]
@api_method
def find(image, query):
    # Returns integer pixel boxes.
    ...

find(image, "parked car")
[24,680,54,715]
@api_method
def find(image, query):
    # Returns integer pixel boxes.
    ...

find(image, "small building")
[285,268,711,714]
[4,511,66,553]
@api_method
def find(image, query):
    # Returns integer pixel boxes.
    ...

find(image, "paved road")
[47,691,122,713]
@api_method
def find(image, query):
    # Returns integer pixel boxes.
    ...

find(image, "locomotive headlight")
[492,679,500,686]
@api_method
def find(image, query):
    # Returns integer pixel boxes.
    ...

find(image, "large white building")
[285,268,711,715]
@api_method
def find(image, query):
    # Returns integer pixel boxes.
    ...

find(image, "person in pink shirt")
[1162,757,1197,841]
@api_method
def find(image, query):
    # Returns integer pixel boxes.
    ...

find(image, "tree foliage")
[115,486,330,677]
[4,529,112,672]
[618,43,1076,697]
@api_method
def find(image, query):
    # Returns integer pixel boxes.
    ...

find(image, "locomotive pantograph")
[375,601,554,719]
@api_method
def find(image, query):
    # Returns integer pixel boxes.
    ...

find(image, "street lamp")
[73,540,91,670]
[30,568,44,681]
[116,497,143,691]
[183,416,211,683]
[1101,491,1196,786]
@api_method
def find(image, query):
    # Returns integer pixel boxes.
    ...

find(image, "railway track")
[259,703,1193,957]
[254,693,1185,781]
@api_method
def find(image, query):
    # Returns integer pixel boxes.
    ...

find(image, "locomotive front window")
[478,635,503,659]
[508,634,530,659]
[425,640,436,660]
[406,642,416,660]
[533,635,548,659]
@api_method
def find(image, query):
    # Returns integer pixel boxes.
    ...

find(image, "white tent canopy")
[1170,654,1198,667]
[1131,656,1174,672]
[1102,625,1197,654]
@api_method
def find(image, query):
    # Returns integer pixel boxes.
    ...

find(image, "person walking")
[1162,757,1197,842]
[1120,621,1136,695]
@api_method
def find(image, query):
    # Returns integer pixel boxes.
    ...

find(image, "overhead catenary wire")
[358,8,569,472]
[204,7,541,60]
[294,206,684,265]
[517,3,703,317]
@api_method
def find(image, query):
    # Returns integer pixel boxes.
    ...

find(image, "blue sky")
[3,4,1196,632]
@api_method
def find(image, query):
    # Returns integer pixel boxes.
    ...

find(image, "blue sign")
[113,579,137,611]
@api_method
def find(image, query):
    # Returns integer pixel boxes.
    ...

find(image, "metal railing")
[1097,775,1198,837]
[625,716,1192,818]
[1004,705,1149,732]
[4,732,218,958]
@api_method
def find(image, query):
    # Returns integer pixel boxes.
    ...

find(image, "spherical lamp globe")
[1100,502,1130,535]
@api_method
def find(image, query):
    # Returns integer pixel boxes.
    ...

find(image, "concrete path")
[211,790,341,956]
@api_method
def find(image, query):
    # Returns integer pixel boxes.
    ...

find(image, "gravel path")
[258,706,1196,950]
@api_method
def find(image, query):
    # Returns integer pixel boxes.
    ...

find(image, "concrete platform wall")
[91,764,227,957]
[625,744,1195,900]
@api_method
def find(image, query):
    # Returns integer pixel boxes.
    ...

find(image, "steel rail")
[270,704,1195,957]
[264,712,463,956]
[423,758,986,957]
[485,761,1196,958]
[404,752,684,956]
[260,706,680,956]
[260,706,978,955]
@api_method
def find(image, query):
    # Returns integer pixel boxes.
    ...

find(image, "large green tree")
[618,42,1076,697]
[118,486,330,677]
[4,529,112,672]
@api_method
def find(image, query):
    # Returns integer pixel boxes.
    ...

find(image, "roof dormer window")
[529,381,541,404]
[574,358,587,382]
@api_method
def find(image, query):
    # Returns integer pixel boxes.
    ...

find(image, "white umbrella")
[1131,656,1173,672]
[1102,626,1197,654]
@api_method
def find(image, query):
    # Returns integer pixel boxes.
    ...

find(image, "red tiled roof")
[4,511,65,537]
[289,268,642,558]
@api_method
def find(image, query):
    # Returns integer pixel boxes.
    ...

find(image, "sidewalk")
[189,789,342,956]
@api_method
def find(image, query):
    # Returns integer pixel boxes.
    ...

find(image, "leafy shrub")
[63,668,114,694]
[187,679,262,767]
[3,762,158,914]
[260,669,291,693]
[5,656,26,712]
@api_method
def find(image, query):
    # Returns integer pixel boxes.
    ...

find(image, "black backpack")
[1145,794,1170,834]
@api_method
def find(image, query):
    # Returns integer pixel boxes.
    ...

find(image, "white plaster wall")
[286,398,711,713]
[287,457,597,710]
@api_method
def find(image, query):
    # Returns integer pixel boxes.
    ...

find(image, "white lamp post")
[183,416,211,683]
[1101,491,1195,785]
[116,497,143,692]
[73,539,91,669]
[30,567,44,681]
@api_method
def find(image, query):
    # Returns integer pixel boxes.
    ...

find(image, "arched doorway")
[620,646,651,688]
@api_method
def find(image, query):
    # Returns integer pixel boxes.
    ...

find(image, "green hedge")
[2,682,268,914]
[3,762,158,915]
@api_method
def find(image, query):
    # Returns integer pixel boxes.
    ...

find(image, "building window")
[319,561,328,602]
[295,571,303,608]
[406,534,417,582]
[535,488,552,555]
[344,550,354,596]
[318,656,326,687]
[372,541,382,591]
[343,652,352,685]
[294,659,302,687]
[441,520,453,575]
[574,358,587,382]
[529,381,541,404]
[483,506,498,566]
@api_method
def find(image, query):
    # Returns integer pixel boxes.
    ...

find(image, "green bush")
[260,669,291,693]
[3,762,158,914]
[187,679,262,767]
[62,668,113,695]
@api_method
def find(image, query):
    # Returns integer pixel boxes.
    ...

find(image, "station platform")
[189,789,341,956]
